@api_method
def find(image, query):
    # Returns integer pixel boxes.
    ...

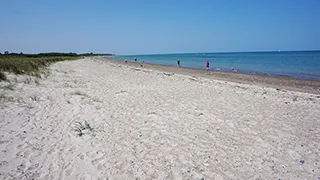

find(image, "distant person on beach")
[206,61,209,70]
[177,60,180,67]
[134,57,137,62]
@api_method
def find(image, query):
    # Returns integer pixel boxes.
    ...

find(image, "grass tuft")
[73,126,84,137]
[0,72,6,81]
[73,120,93,137]
[84,121,93,131]
[34,79,40,85]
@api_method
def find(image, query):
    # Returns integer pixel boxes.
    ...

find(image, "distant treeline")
[0,52,114,57]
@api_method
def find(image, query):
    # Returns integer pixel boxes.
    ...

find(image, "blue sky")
[1,0,319,54]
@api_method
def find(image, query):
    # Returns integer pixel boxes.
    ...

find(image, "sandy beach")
[0,57,319,179]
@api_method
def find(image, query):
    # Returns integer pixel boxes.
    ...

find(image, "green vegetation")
[0,52,114,80]
[73,120,93,137]
[0,54,79,77]
[0,72,6,81]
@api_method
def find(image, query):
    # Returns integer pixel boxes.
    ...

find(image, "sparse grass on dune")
[73,120,93,137]
[0,55,79,78]
[0,72,6,81]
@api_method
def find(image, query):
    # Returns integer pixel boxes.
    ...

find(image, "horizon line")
[115,49,320,56]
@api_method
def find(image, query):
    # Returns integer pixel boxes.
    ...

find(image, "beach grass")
[0,72,6,81]
[73,120,93,137]
[0,55,80,78]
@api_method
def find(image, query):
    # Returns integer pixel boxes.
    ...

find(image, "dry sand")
[0,57,319,179]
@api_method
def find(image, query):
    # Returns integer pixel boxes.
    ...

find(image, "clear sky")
[1,0,319,55]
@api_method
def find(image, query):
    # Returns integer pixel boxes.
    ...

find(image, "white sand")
[0,57,319,179]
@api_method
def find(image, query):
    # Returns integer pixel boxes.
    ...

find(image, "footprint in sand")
[0,161,8,167]
[48,163,59,174]
[85,150,106,170]
[77,153,85,160]
[76,173,98,180]
[16,143,26,149]
[91,156,105,168]
[64,163,74,177]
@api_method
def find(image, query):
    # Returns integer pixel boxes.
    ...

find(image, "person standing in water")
[206,61,209,70]
[134,57,137,62]
[177,60,180,67]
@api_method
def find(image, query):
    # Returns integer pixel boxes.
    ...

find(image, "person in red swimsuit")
[206,61,209,70]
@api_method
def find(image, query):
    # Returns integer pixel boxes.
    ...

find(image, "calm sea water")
[114,51,320,80]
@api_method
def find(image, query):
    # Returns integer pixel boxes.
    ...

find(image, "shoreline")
[113,51,320,81]
[102,57,320,95]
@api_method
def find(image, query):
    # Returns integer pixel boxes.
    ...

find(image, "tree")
[4,51,9,54]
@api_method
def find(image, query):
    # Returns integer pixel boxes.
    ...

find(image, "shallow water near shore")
[115,51,320,80]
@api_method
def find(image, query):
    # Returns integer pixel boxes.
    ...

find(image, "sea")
[114,51,320,80]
